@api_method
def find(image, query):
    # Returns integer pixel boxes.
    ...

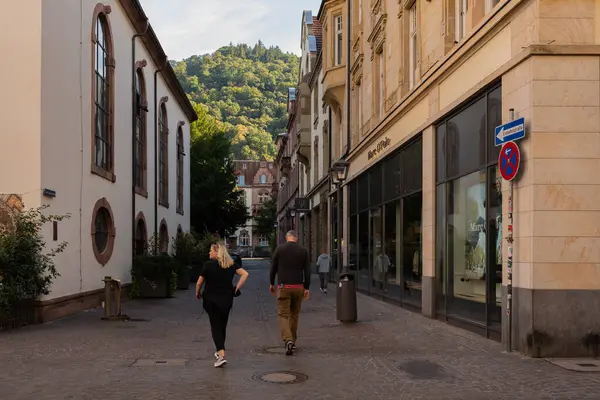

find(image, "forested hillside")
[172,42,299,160]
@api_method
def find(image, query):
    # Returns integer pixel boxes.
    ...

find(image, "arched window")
[158,100,169,207]
[176,124,184,215]
[239,230,249,247]
[92,4,115,181]
[135,213,147,256]
[159,219,169,253]
[134,65,148,194]
[260,174,267,184]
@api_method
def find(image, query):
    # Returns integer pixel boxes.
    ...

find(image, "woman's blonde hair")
[211,242,234,269]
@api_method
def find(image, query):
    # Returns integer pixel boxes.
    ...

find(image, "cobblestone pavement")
[1,259,599,400]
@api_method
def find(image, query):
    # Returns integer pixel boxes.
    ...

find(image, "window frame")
[334,15,343,66]
[91,4,115,182]
[135,212,147,256]
[159,219,169,254]
[455,0,468,43]
[91,197,116,265]
[134,65,148,196]
[176,124,185,215]
[408,3,418,90]
[158,100,169,208]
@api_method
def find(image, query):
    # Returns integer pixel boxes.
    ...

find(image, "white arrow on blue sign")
[494,117,526,147]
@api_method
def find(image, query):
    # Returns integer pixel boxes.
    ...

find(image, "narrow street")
[1,259,599,400]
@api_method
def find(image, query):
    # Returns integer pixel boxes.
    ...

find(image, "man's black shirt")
[269,241,311,290]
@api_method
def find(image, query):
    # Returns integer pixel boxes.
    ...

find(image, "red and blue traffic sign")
[499,141,520,181]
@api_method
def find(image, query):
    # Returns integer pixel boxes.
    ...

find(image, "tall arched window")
[135,213,147,256]
[158,100,169,207]
[134,65,148,195]
[159,219,169,253]
[176,124,184,215]
[91,4,115,181]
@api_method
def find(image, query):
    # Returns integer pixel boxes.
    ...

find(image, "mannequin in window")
[374,251,390,291]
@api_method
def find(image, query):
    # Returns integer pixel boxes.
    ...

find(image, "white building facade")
[0,0,196,321]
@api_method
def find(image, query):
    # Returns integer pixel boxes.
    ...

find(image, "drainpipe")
[154,60,166,251]
[131,19,149,260]
[342,0,351,160]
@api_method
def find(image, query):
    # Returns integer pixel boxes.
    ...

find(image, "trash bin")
[336,270,357,323]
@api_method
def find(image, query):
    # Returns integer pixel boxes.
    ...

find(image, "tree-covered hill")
[172,41,299,160]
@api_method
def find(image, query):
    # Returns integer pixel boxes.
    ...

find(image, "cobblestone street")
[1,259,599,400]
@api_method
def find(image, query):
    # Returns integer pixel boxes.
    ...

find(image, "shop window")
[349,215,358,271]
[349,180,358,216]
[357,211,370,290]
[436,123,446,183]
[91,197,115,265]
[384,200,401,301]
[402,192,423,307]
[370,163,383,207]
[370,208,384,294]
[383,152,401,202]
[357,174,369,212]
[402,138,423,194]
[446,96,486,179]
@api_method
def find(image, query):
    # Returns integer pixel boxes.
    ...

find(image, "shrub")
[0,206,69,314]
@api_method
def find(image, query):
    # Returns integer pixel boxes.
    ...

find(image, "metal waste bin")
[336,271,357,323]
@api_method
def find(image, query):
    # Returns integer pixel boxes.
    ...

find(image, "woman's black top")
[200,259,240,308]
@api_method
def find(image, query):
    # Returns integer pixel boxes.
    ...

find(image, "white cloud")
[139,0,322,60]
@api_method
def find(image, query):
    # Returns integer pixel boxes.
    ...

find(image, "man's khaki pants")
[277,287,304,344]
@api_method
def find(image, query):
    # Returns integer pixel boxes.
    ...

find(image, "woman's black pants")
[204,300,231,352]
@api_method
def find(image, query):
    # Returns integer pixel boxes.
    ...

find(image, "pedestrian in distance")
[316,248,331,294]
[196,242,249,367]
[269,230,310,356]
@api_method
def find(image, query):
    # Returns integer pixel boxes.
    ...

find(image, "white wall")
[0,0,43,209]
[39,0,191,299]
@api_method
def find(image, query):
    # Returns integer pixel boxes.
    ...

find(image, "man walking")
[269,230,310,356]
[316,248,331,294]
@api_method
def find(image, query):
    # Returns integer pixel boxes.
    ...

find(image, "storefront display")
[435,83,502,332]
[348,136,423,307]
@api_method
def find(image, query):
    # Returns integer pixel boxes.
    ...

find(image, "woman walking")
[196,242,249,367]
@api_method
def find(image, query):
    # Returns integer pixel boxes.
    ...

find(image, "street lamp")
[289,208,297,218]
[330,160,350,275]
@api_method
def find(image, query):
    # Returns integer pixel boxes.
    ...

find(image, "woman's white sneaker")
[214,357,227,367]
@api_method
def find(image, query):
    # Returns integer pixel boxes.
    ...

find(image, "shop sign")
[367,136,392,161]
[294,197,310,211]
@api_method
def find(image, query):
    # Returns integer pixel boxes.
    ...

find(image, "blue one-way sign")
[494,117,525,147]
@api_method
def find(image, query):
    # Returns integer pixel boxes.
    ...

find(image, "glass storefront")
[348,136,423,308]
[435,84,502,333]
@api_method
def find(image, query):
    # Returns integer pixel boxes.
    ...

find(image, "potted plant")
[173,231,195,290]
[131,234,176,298]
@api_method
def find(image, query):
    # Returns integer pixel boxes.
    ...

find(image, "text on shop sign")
[367,137,392,160]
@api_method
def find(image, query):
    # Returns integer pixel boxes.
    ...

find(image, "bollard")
[101,276,129,321]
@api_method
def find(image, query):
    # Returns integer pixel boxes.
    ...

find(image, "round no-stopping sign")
[499,141,520,181]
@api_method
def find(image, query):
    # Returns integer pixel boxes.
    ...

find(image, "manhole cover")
[397,360,449,379]
[252,371,308,384]
[131,358,188,367]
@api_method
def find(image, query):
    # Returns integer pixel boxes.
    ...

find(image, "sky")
[139,0,323,61]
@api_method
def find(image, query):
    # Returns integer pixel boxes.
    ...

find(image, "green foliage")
[189,103,249,237]
[254,197,277,236]
[173,42,299,160]
[172,230,196,268]
[130,233,176,298]
[0,206,70,313]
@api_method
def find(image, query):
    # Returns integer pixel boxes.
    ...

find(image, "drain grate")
[131,358,188,367]
[252,371,308,384]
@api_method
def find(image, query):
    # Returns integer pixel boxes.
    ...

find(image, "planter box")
[138,278,170,298]
[177,267,191,290]
[0,300,36,331]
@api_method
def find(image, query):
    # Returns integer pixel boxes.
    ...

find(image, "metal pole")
[506,108,515,352]
[337,185,342,275]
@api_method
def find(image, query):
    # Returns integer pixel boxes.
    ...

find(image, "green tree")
[254,197,277,236]
[172,42,299,161]
[189,102,248,237]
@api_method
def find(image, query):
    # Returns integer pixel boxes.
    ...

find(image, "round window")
[94,207,110,253]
